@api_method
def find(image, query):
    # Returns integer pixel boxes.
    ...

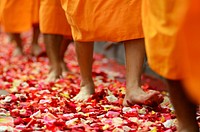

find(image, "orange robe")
[142,0,188,80]
[1,0,39,33]
[60,0,143,42]
[39,0,71,37]
[179,0,200,104]
[0,0,5,24]
[32,0,40,25]
[142,0,200,104]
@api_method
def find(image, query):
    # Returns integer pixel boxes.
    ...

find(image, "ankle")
[126,79,140,87]
[126,84,140,91]
[50,66,62,74]
[80,80,94,87]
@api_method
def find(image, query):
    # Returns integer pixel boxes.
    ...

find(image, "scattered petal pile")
[0,33,197,132]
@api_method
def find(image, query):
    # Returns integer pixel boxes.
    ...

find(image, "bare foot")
[123,87,163,107]
[31,44,42,56]
[73,83,95,102]
[12,47,23,56]
[45,69,62,82]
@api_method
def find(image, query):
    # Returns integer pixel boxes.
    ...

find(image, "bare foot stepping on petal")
[123,88,164,107]
[73,84,95,102]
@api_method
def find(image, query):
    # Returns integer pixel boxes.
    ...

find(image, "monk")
[40,0,72,82]
[142,0,200,131]
[1,0,41,56]
[61,0,163,106]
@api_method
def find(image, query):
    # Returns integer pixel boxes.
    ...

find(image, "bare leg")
[44,34,63,82]
[73,41,95,102]
[10,33,23,56]
[31,24,42,56]
[167,80,199,132]
[123,39,163,106]
[60,38,71,72]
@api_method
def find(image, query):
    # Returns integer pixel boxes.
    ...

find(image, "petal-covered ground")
[0,33,198,132]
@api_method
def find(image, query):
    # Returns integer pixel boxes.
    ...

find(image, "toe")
[144,92,164,107]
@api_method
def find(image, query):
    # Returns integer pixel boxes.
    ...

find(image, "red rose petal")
[0,33,188,131]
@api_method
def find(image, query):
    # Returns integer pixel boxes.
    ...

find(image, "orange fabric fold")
[32,0,40,24]
[60,0,144,42]
[142,0,200,104]
[1,0,32,33]
[40,0,71,37]
[0,0,6,24]
[1,0,40,33]
[179,0,200,104]
[142,0,188,80]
